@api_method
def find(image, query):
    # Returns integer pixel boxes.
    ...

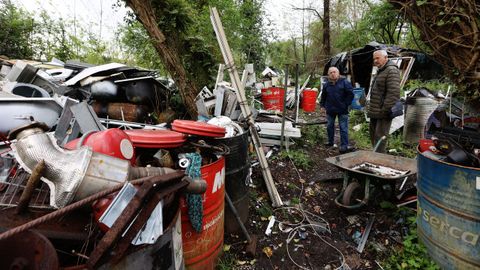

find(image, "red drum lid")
[171,120,226,138]
[124,129,187,148]
[64,129,135,162]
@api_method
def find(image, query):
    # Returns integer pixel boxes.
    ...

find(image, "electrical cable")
[286,224,349,270]
[274,149,349,269]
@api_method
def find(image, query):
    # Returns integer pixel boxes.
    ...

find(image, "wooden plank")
[210,7,282,207]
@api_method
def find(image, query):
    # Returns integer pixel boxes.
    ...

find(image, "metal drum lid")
[124,129,187,148]
[171,120,226,138]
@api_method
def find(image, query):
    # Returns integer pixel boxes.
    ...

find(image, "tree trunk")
[323,0,330,58]
[125,0,198,118]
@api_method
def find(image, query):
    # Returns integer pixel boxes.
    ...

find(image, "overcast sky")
[13,0,129,41]
[13,0,318,41]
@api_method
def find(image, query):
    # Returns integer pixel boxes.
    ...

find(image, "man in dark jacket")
[320,66,354,153]
[367,50,401,153]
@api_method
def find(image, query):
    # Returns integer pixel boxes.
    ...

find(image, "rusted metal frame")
[0,170,185,242]
[111,179,189,265]
[86,181,154,269]
[16,160,46,214]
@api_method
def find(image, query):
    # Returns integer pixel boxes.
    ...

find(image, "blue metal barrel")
[417,150,480,269]
[351,88,365,110]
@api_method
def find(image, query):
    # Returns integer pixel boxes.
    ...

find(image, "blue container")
[417,150,480,270]
[351,88,365,110]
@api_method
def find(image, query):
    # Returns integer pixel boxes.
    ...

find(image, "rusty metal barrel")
[417,150,480,269]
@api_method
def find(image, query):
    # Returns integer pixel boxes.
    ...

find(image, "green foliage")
[249,189,273,217]
[0,0,35,59]
[348,110,418,157]
[0,1,124,63]
[278,149,312,169]
[383,209,439,270]
[290,197,300,205]
[237,0,268,71]
[404,79,454,96]
[266,39,302,68]
[117,21,166,70]
[217,249,236,270]
[119,0,269,91]
[256,202,273,218]
[299,124,326,147]
[388,132,417,158]
[348,110,371,150]
[333,1,422,51]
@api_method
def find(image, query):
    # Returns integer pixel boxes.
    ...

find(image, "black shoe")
[324,142,334,147]
[339,146,356,154]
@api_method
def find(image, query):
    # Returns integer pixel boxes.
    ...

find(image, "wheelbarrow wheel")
[342,182,364,206]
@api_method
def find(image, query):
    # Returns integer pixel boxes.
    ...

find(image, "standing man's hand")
[320,107,326,114]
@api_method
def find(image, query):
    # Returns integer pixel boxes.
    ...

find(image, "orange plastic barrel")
[181,157,225,270]
[261,87,285,110]
[302,88,318,112]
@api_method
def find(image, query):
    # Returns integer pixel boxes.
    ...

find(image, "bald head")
[327,67,340,82]
[373,50,388,68]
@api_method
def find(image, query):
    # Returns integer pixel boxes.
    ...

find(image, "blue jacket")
[320,78,354,115]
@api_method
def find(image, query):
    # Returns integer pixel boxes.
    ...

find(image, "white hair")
[374,50,388,57]
[328,66,339,72]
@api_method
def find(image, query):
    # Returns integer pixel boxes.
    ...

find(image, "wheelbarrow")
[325,150,417,210]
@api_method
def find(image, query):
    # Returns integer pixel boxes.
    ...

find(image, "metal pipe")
[129,166,175,179]
[9,123,181,208]
[16,160,46,214]
[294,64,299,124]
[280,65,288,150]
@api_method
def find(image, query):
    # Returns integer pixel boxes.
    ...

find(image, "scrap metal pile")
[0,57,251,269]
[418,95,480,168]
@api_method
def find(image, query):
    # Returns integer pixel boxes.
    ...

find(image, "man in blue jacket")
[320,66,354,153]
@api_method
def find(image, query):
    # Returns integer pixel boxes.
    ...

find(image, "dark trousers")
[327,114,349,151]
[369,118,392,153]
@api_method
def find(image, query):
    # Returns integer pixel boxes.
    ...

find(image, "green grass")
[382,208,440,270]
[278,149,312,169]
[388,132,417,158]
[300,124,327,146]
[250,189,273,218]
[348,110,418,157]
[217,250,236,270]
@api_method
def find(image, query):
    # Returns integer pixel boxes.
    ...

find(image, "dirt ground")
[221,111,417,270]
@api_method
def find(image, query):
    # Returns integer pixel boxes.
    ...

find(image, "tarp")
[324,42,444,93]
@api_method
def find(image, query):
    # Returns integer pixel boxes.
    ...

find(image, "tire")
[342,182,364,206]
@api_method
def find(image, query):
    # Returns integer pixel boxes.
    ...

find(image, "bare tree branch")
[292,7,323,20]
